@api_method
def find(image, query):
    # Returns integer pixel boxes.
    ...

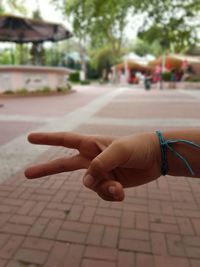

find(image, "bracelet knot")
[156,130,200,176]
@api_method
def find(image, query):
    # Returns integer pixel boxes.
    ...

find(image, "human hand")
[25,132,161,201]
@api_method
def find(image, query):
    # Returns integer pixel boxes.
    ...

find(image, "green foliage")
[87,63,100,80]
[15,44,31,65]
[0,45,31,66]
[50,0,200,68]
[0,5,5,14]
[0,49,12,65]
[57,83,72,92]
[80,80,91,85]
[3,90,14,95]
[90,46,115,75]
[133,39,162,56]
[52,0,134,58]
[162,72,172,82]
[136,0,200,53]
[1,0,27,15]
[87,0,134,54]
[186,75,200,82]
[41,87,51,93]
[16,88,28,94]
[44,45,61,67]
[69,72,80,82]
[32,9,42,20]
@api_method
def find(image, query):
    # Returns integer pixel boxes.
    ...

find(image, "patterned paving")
[0,86,200,266]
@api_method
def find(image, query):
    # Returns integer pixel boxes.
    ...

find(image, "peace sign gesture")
[25,132,161,201]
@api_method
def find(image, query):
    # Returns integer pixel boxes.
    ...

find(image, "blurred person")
[144,71,152,90]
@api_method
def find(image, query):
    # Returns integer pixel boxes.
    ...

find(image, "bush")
[162,72,171,82]
[3,90,14,95]
[16,88,28,94]
[99,78,107,84]
[186,75,200,82]
[57,83,72,92]
[42,87,51,93]
[69,72,80,82]
[80,80,90,85]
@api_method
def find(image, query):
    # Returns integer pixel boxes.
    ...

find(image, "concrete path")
[0,85,200,267]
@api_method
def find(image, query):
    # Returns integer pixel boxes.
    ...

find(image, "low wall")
[162,82,200,90]
[0,65,72,93]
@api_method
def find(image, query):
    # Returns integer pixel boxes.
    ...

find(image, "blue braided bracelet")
[156,130,200,176]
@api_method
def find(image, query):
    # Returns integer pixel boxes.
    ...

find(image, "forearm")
[157,129,200,178]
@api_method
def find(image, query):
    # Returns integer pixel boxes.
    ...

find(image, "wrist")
[157,130,200,178]
[149,132,162,177]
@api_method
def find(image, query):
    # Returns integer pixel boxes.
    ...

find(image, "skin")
[25,132,161,201]
[25,129,200,202]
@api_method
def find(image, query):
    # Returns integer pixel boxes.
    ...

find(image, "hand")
[25,132,161,201]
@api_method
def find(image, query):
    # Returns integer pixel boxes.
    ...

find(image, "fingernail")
[108,186,116,196]
[84,175,94,187]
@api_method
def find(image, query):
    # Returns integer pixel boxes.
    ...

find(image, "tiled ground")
[0,85,107,117]
[0,121,43,146]
[0,85,200,267]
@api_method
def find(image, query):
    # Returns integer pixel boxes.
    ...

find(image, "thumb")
[83,141,128,201]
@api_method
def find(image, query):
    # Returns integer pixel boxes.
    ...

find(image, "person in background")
[144,71,152,90]
[170,69,177,89]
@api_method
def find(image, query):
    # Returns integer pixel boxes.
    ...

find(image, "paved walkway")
[0,85,200,267]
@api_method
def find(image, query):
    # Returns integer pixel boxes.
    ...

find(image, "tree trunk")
[79,39,87,81]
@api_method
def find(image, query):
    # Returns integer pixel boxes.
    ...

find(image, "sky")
[24,0,70,27]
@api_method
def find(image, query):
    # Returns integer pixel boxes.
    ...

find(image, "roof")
[123,53,156,66]
[149,54,200,70]
[115,60,153,71]
[0,14,72,43]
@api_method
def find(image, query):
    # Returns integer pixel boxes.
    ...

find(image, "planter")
[0,65,73,93]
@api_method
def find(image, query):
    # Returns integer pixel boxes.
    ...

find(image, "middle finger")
[25,154,90,179]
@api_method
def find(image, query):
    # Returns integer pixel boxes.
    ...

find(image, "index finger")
[28,132,83,149]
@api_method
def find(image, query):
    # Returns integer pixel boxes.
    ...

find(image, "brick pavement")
[0,85,200,266]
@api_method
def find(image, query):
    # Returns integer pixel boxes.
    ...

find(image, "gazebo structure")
[0,14,72,93]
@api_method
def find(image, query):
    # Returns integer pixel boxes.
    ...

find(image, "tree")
[51,0,134,79]
[0,5,4,14]
[132,39,162,56]
[64,0,93,80]
[88,0,134,58]
[0,1,28,65]
[50,0,200,79]
[1,0,27,15]
[136,0,200,53]
[90,45,116,80]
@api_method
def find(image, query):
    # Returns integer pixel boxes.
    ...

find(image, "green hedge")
[162,72,171,82]
[69,71,80,82]
[80,80,90,85]
[186,75,200,82]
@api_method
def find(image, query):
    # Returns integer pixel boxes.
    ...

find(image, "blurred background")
[0,0,199,87]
